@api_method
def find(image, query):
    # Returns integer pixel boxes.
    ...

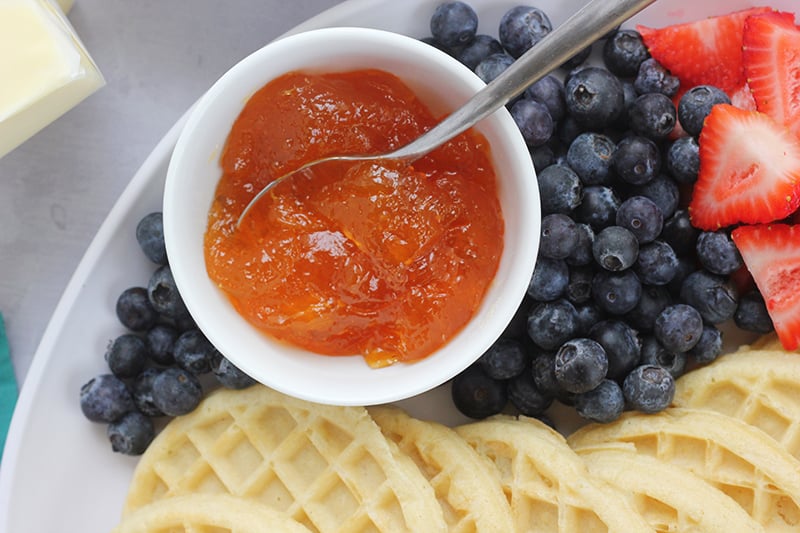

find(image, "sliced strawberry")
[638,7,774,95]
[688,104,800,230]
[729,84,758,111]
[731,223,800,350]
[742,11,800,138]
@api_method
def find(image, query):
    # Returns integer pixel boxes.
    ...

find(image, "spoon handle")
[390,0,656,160]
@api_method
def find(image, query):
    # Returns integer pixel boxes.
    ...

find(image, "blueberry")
[527,299,580,350]
[540,213,579,259]
[136,212,168,265]
[592,269,642,315]
[575,185,621,230]
[566,132,616,185]
[456,34,504,70]
[531,352,562,397]
[508,371,553,416]
[666,137,700,185]
[105,333,148,378]
[566,223,595,267]
[565,67,625,129]
[734,291,774,334]
[612,136,661,186]
[525,75,566,122]
[616,196,664,244]
[531,144,556,173]
[574,301,605,337]
[634,240,679,286]
[503,296,534,340]
[625,285,671,332]
[474,52,515,83]
[479,338,529,380]
[678,85,731,137]
[173,329,217,375]
[557,115,584,146]
[537,164,582,215]
[131,367,165,417]
[589,319,641,381]
[640,335,687,378]
[628,93,676,140]
[211,353,257,390]
[430,1,478,49]
[633,58,680,97]
[630,174,680,220]
[565,265,595,305]
[661,209,699,255]
[145,324,178,366]
[623,364,675,413]
[451,365,508,419]
[79,374,135,423]
[574,379,625,423]
[528,257,569,301]
[696,231,743,276]
[498,5,552,58]
[679,270,739,324]
[147,265,190,320]
[107,411,155,456]
[688,324,723,365]
[667,255,696,296]
[592,226,639,272]
[116,287,159,332]
[653,304,704,353]
[510,98,553,147]
[554,338,608,394]
[561,45,592,71]
[602,29,649,78]
[420,36,453,55]
[151,367,203,416]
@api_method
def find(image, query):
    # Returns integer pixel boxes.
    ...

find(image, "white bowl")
[163,26,540,406]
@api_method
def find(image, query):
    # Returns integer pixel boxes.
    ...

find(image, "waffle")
[567,408,800,531]
[673,346,800,461]
[575,444,764,532]
[112,493,312,532]
[122,385,447,532]
[369,406,514,532]
[455,415,652,532]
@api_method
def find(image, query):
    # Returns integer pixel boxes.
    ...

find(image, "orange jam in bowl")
[204,69,505,367]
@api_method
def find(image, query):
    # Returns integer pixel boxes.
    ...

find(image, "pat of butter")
[0,0,104,158]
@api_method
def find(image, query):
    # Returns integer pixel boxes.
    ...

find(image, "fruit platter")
[2,0,800,531]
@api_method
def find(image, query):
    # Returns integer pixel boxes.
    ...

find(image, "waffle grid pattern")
[123,388,442,533]
[456,417,651,533]
[568,409,800,531]
[673,350,800,461]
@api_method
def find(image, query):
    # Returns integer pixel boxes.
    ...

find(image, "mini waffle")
[575,444,764,532]
[568,408,800,531]
[369,405,514,532]
[122,386,446,532]
[673,346,800,460]
[456,415,651,532]
[112,493,312,532]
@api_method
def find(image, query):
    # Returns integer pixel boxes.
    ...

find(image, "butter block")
[56,0,73,12]
[0,0,104,158]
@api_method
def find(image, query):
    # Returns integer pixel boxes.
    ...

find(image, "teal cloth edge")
[0,313,18,462]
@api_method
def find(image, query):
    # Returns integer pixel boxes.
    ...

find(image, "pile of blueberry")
[425,2,774,425]
[78,212,255,455]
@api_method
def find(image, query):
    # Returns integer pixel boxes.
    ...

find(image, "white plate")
[0,0,789,531]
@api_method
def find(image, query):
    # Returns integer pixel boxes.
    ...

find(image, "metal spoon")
[237,0,655,227]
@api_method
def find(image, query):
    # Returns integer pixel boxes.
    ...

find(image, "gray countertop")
[0,0,342,386]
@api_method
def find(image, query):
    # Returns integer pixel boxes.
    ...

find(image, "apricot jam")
[204,69,504,367]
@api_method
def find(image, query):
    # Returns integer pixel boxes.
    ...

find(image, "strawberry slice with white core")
[743,11,800,139]
[638,7,774,95]
[688,104,800,230]
[731,223,800,350]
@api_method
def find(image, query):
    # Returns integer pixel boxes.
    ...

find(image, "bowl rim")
[164,26,540,406]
